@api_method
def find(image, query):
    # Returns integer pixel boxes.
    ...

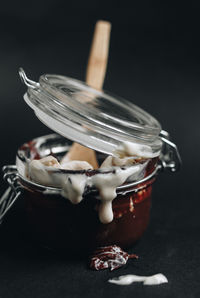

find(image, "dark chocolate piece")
[90,245,138,271]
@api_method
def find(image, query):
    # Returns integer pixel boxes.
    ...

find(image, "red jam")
[90,245,138,271]
[22,166,156,253]
[19,141,41,160]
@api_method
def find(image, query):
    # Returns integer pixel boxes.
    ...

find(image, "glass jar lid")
[19,68,162,156]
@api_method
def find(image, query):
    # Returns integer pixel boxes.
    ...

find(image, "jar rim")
[17,165,158,195]
[16,134,159,195]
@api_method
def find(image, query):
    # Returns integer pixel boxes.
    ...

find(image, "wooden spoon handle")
[62,20,111,169]
[86,20,111,89]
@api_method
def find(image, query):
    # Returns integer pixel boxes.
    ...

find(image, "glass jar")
[0,69,181,253]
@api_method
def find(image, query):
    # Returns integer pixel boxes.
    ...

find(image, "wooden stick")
[86,20,111,90]
[61,20,111,168]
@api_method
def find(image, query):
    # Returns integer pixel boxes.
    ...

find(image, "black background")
[0,1,200,297]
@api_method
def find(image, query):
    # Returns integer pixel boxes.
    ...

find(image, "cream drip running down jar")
[0,21,181,254]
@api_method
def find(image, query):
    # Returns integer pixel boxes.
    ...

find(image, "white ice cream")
[28,156,61,186]
[28,141,153,224]
[100,155,138,168]
[61,160,93,171]
[92,165,146,223]
[114,141,159,159]
[100,141,159,169]
[61,174,88,204]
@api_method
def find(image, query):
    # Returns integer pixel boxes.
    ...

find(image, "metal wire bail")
[0,165,22,223]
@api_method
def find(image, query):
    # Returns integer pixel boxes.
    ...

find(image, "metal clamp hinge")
[19,68,39,89]
[159,130,182,172]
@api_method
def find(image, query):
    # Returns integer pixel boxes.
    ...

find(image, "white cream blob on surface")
[108,273,168,286]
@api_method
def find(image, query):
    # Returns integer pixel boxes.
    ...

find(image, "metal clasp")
[0,165,22,223]
[159,130,182,172]
[19,68,39,89]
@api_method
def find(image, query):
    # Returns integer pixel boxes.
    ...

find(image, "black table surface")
[0,10,200,297]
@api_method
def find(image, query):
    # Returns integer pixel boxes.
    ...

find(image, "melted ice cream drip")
[61,162,147,224]
[61,174,87,204]
[92,165,146,223]
[28,142,150,224]
[108,273,168,286]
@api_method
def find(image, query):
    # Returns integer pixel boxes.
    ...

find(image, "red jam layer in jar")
[22,173,156,253]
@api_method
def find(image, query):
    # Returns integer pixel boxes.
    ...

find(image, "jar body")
[14,134,159,253]
[23,177,155,253]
